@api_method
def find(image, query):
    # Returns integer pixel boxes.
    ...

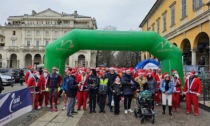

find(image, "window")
[1,38,3,42]
[45,30,49,36]
[157,19,160,34]
[162,13,167,32]
[193,0,203,10]
[45,41,49,46]
[182,0,187,18]
[147,27,151,31]
[27,30,31,36]
[13,31,16,35]
[12,40,16,46]
[36,40,39,47]
[27,41,30,47]
[36,30,40,36]
[171,6,175,26]
[64,31,68,34]
[152,24,155,31]
[55,31,59,37]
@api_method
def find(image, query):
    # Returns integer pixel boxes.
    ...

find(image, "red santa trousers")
[186,93,199,114]
[172,92,180,109]
[39,92,49,106]
[154,90,161,103]
[30,93,39,109]
[77,91,88,109]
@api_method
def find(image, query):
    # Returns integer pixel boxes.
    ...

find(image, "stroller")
[134,90,155,124]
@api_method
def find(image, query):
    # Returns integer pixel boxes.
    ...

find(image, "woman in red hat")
[160,73,174,116]
[171,70,181,112]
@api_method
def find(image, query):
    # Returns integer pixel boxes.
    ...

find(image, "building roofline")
[139,0,161,28]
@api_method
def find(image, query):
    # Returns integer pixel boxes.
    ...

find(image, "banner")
[0,88,32,126]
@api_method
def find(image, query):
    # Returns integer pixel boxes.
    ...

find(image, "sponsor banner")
[0,88,32,125]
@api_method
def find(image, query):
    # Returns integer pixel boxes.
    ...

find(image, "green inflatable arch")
[44,29,184,85]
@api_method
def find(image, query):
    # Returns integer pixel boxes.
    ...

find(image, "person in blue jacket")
[61,70,71,111]
[160,72,174,116]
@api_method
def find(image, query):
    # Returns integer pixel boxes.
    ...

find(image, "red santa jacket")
[25,70,34,84]
[183,77,202,95]
[39,75,46,91]
[76,73,88,91]
[171,77,181,93]
[27,77,44,93]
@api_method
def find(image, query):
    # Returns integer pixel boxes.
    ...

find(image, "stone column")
[191,48,197,65]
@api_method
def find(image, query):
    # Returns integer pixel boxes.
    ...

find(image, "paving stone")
[77,102,210,126]
[63,117,80,126]
[29,121,48,126]
[37,112,58,122]
[51,115,67,123]
[46,122,63,126]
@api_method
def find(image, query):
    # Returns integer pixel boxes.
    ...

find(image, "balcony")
[20,46,45,52]
[7,46,18,51]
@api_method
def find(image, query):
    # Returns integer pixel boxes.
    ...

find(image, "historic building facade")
[140,0,210,68]
[0,8,97,68]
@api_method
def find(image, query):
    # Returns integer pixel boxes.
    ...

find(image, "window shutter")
[192,0,195,10]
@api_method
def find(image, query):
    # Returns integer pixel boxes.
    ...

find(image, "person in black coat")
[19,69,25,86]
[0,77,4,94]
[121,69,135,114]
[110,76,122,115]
[66,70,80,117]
[87,69,99,113]
[107,67,118,112]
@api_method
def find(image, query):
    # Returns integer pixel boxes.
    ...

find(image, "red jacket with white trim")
[183,77,202,95]
[172,77,181,93]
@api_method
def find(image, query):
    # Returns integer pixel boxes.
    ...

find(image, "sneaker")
[38,106,42,110]
[128,109,133,112]
[46,105,51,108]
[62,106,66,111]
[125,110,128,114]
[156,103,159,106]
[54,108,58,112]
[194,113,198,116]
[50,108,54,112]
[67,114,73,117]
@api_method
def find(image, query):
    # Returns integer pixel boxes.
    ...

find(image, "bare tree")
[95,25,117,67]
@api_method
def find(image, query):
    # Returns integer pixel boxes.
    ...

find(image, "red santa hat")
[138,69,144,75]
[146,72,153,76]
[115,76,120,81]
[71,69,77,74]
[189,71,195,75]
[163,72,170,78]
[29,65,33,69]
[171,70,177,74]
[109,67,115,71]
[126,68,130,72]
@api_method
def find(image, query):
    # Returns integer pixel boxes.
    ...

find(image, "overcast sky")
[0,0,156,31]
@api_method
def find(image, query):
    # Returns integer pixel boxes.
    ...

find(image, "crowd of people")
[24,65,202,117]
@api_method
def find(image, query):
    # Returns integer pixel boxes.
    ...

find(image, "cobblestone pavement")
[1,83,27,94]
[77,101,210,126]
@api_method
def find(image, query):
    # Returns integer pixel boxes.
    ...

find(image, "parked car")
[0,68,22,83]
[0,73,15,86]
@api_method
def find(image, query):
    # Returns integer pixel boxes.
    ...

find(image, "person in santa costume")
[77,69,89,111]
[40,68,50,108]
[25,66,35,85]
[27,71,43,110]
[160,72,174,116]
[154,68,163,106]
[183,71,202,116]
[37,69,46,109]
[171,70,181,112]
